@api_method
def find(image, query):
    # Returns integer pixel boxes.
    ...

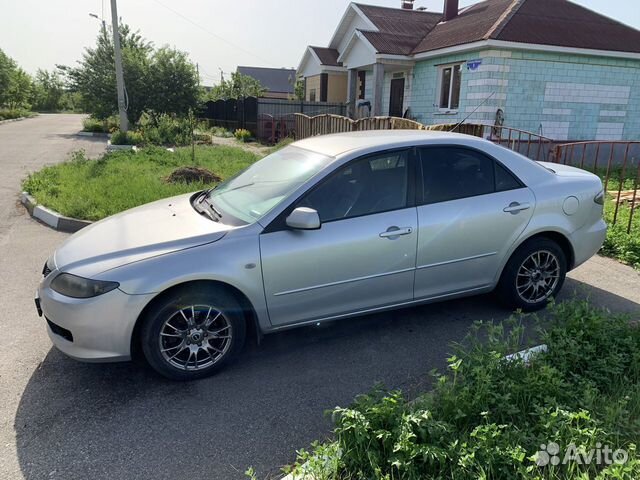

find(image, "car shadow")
[14,281,639,480]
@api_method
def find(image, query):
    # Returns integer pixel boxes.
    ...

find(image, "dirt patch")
[166,166,222,184]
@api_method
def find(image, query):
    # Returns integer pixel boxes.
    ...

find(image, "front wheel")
[496,238,567,312]
[140,285,246,381]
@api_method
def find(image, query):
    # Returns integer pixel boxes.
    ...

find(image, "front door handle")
[503,202,531,214]
[380,226,413,239]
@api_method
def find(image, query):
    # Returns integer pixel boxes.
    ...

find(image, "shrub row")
[0,108,34,121]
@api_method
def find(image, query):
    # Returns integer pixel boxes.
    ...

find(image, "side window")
[419,147,495,204]
[300,150,409,223]
[495,161,523,192]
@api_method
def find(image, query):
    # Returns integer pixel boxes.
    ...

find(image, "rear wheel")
[496,238,567,312]
[141,285,246,381]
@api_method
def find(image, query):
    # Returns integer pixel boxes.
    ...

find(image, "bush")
[0,108,33,121]
[283,301,640,480]
[110,129,143,146]
[82,116,119,133]
[234,128,252,143]
[138,114,194,146]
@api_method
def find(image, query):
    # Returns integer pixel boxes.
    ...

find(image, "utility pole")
[110,0,128,132]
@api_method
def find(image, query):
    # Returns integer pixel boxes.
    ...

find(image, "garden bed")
[277,301,640,480]
[22,145,258,222]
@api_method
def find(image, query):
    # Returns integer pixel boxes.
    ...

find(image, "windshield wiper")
[218,182,255,194]
[192,197,219,222]
[208,202,223,218]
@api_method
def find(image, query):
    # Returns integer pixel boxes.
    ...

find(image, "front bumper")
[570,218,607,269]
[37,281,154,362]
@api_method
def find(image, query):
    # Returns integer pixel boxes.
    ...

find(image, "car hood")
[53,193,232,277]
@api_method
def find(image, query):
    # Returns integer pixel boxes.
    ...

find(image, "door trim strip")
[273,267,416,297]
[416,252,497,271]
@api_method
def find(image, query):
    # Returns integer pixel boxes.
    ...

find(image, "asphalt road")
[0,114,639,480]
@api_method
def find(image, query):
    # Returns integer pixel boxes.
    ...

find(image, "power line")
[148,0,278,67]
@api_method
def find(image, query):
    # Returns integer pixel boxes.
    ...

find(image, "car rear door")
[259,149,418,327]
[414,146,535,300]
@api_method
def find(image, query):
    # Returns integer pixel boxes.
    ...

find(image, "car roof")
[292,130,484,157]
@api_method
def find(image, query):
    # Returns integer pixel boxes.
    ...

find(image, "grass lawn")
[22,145,259,221]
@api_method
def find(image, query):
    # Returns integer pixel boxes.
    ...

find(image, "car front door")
[414,146,535,300]
[259,149,418,327]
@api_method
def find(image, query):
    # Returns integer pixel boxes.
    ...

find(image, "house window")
[309,89,317,102]
[437,64,462,111]
[358,71,366,100]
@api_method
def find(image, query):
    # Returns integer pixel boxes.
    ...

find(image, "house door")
[389,78,405,117]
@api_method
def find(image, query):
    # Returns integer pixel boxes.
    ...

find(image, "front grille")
[46,318,74,342]
[42,262,52,277]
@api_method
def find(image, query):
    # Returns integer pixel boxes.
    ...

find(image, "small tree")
[293,78,305,101]
[207,72,266,101]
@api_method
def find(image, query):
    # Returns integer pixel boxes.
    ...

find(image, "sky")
[1,0,639,86]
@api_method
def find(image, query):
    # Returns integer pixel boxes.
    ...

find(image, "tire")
[496,238,567,312]
[140,285,246,381]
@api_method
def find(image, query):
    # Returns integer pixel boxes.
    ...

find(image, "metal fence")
[199,97,346,142]
[486,125,555,162]
[552,141,640,232]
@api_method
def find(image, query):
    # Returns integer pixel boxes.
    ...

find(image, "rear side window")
[419,147,495,204]
[495,161,523,192]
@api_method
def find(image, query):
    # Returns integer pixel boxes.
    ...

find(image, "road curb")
[20,191,92,233]
[107,141,137,152]
[77,131,111,138]
[0,116,33,126]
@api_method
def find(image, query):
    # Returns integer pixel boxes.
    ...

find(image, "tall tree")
[65,24,152,123]
[0,48,33,109]
[31,69,65,111]
[147,47,199,116]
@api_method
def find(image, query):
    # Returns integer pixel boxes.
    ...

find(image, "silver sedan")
[36,131,607,380]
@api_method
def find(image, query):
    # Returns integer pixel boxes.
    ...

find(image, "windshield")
[206,145,333,223]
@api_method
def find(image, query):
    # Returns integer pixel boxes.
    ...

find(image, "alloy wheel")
[159,305,232,371]
[515,250,561,304]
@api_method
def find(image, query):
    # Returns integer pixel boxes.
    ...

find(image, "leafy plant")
[283,301,640,479]
[82,116,119,133]
[110,129,143,146]
[234,128,252,143]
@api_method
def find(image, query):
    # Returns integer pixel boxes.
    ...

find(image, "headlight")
[50,273,120,299]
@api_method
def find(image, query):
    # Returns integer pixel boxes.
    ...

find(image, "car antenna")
[450,92,496,133]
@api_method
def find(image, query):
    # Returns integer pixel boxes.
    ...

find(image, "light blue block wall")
[409,49,640,141]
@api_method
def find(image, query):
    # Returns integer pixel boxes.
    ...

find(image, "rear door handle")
[503,202,531,214]
[380,226,413,238]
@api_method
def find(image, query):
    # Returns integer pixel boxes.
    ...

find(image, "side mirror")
[286,207,321,230]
